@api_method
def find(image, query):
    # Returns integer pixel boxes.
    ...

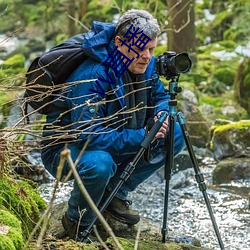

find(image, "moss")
[199,91,248,122]
[0,174,47,239]
[209,120,250,151]
[213,67,235,86]
[7,228,24,249]
[199,95,224,107]
[0,235,16,250]
[0,209,24,249]
[217,40,237,51]
[106,237,208,250]
[1,54,25,69]
[0,209,21,229]
[0,54,26,79]
[213,120,250,133]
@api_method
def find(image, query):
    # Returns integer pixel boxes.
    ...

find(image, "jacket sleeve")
[65,61,146,156]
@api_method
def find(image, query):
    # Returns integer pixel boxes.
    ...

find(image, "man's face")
[115,36,157,74]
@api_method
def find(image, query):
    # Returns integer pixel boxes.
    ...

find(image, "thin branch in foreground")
[62,148,124,250]
[22,153,66,249]
[93,225,110,250]
[134,220,142,250]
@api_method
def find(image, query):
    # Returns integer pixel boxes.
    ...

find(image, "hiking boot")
[105,196,140,225]
[61,213,97,243]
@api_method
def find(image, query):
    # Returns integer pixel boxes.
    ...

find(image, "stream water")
[38,156,250,250]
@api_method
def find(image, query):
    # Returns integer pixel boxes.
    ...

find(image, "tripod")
[81,110,168,241]
[161,77,225,249]
[82,77,225,250]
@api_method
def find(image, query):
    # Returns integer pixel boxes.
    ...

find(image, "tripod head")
[168,76,182,100]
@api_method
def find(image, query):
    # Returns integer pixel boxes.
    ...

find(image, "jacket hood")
[82,21,116,62]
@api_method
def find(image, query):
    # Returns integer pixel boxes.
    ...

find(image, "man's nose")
[141,49,150,59]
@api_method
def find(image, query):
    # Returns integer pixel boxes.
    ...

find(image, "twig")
[61,148,124,250]
[134,220,142,250]
[68,14,90,31]
[22,154,65,249]
[93,225,110,250]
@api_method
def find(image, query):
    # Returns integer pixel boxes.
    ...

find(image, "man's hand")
[154,111,169,139]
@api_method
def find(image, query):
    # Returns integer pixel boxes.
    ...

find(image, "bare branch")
[63,148,124,250]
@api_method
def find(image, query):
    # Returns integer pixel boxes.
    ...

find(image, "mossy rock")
[28,237,211,250]
[209,120,250,160]
[43,202,211,250]
[0,174,47,239]
[0,209,24,250]
[199,92,249,122]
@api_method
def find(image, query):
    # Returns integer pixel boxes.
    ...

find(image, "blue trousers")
[41,123,185,226]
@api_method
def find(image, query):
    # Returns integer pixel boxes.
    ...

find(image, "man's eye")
[134,47,141,52]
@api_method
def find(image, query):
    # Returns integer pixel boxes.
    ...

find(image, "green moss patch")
[0,209,23,250]
[209,120,250,155]
[0,174,47,239]
[106,237,210,250]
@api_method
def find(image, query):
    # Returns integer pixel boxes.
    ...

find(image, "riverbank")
[38,155,250,250]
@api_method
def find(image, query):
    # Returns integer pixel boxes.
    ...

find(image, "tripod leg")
[162,114,175,243]
[177,112,225,250]
[81,112,168,240]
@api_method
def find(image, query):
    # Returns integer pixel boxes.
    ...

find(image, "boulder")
[209,120,250,160]
[179,100,211,148]
[213,157,250,184]
[42,201,211,250]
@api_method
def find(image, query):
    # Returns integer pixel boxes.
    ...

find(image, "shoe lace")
[123,199,132,209]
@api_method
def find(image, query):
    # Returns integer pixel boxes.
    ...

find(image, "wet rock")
[179,100,211,148]
[45,202,210,250]
[170,168,193,189]
[213,157,250,184]
[12,150,51,183]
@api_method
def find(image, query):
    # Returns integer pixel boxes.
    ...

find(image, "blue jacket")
[44,21,170,156]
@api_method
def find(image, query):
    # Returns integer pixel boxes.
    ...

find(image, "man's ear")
[114,36,121,47]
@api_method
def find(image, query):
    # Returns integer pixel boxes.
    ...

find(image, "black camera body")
[156,51,192,79]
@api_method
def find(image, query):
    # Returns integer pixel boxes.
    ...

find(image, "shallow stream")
[39,157,250,250]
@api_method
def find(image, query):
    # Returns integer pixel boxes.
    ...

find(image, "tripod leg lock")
[120,162,135,182]
[195,172,207,192]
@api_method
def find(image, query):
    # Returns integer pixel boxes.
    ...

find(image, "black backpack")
[24,34,87,115]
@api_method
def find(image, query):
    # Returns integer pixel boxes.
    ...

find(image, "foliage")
[197,0,250,46]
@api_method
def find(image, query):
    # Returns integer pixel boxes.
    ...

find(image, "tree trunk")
[67,0,77,36]
[78,0,88,20]
[167,0,196,62]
